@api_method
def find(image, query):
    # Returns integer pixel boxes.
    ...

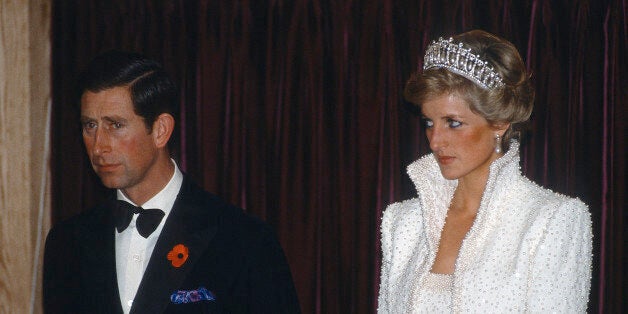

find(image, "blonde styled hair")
[405,30,534,152]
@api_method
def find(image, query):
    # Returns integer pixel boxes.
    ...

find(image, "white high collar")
[405,141,522,274]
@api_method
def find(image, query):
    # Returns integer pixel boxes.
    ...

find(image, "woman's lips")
[437,156,455,165]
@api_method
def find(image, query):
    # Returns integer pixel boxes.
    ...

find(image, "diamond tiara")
[423,37,505,90]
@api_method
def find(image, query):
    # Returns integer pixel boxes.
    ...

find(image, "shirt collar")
[116,159,184,216]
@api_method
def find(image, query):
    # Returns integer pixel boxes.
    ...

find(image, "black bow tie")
[113,200,165,238]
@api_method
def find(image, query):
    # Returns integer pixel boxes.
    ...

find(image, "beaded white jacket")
[378,142,592,313]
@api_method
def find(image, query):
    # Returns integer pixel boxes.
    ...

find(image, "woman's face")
[421,94,507,182]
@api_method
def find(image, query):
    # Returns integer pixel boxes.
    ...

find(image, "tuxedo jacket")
[43,177,301,313]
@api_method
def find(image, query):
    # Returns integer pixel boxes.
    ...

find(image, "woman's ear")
[492,122,511,136]
[152,113,175,148]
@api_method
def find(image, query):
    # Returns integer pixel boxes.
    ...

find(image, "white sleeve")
[527,199,593,313]
[377,206,394,313]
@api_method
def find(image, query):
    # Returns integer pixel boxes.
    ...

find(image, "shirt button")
[127,300,133,307]
[133,254,141,262]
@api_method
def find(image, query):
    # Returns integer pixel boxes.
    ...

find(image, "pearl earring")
[494,134,502,154]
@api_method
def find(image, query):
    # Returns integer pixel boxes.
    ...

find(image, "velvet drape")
[51,1,625,312]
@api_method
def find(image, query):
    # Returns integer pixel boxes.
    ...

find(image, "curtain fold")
[51,0,625,312]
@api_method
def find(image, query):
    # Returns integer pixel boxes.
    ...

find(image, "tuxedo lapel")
[76,201,124,312]
[130,179,219,314]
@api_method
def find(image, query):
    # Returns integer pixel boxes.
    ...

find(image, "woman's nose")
[427,127,447,152]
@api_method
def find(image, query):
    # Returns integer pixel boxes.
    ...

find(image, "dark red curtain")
[51,0,626,312]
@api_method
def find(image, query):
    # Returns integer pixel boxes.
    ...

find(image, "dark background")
[51,1,626,313]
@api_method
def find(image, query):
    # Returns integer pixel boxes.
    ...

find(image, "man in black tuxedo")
[43,51,300,313]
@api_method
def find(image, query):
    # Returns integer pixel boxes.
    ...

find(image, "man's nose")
[92,128,111,155]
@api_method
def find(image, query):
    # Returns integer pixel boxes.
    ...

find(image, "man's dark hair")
[78,50,179,133]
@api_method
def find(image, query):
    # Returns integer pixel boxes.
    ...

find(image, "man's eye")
[112,122,123,129]
[83,122,97,129]
[422,119,434,128]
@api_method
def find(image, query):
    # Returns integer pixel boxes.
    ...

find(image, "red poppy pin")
[167,244,189,268]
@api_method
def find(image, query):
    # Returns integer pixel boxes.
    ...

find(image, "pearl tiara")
[423,37,505,90]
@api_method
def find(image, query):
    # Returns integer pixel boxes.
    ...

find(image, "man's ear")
[152,113,175,148]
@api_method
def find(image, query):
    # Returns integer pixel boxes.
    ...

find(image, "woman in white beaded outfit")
[378,30,592,313]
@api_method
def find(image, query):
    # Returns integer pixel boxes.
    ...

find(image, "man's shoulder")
[177,177,272,235]
[50,200,111,230]
[44,200,113,255]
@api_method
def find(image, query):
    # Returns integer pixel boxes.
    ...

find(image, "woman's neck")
[449,169,490,216]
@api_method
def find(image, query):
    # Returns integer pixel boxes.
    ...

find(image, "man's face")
[80,86,159,194]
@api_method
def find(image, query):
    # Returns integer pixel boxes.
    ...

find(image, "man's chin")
[96,174,126,189]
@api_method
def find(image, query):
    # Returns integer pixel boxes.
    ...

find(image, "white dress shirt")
[115,160,183,313]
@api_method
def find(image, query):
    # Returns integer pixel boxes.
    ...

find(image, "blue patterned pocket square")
[170,287,216,304]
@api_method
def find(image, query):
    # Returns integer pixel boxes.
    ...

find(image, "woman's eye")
[448,119,462,128]
[423,119,434,128]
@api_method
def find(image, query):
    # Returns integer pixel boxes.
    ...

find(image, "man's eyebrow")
[101,116,127,123]
[79,115,128,123]
[79,116,94,124]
